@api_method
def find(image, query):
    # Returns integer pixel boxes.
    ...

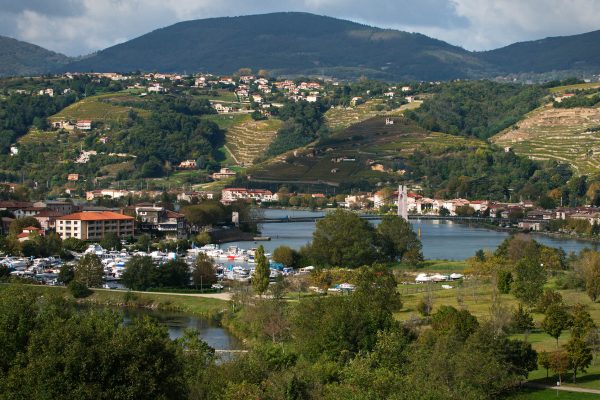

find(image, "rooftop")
[57,211,134,221]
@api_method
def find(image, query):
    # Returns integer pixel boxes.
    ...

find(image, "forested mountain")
[0,36,71,77]
[480,29,600,74]
[63,12,488,81]
[3,13,600,80]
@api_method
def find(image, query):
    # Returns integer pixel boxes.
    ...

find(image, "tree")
[100,232,122,251]
[156,260,190,288]
[272,246,296,267]
[542,303,571,348]
[122,256,157,290]
[253,245,270,296]
[376,215,423,264]
[539,351,551,378]
[309,209,378,268]
[549,351,570,385]
[74,253,103,288]
[63,237,87,252]
[565,336,593,383]
[58,264,75,284]
[511,258,547,307]
[511,303,534,333]
[431,305,479,341]
[136,234,152,251]
[497,270,513,294]
[581,251,600,301]
[536,288,563,313]
[570,303,595,340]
[68,280,92,298]
[192,253,217,288]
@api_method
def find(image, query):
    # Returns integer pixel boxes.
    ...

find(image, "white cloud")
[1,0,600,55]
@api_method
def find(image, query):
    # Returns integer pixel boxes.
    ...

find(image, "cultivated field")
[224,117,283,165]
[493,104,600,175]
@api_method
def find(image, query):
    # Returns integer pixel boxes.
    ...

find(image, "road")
[95,287,233,301]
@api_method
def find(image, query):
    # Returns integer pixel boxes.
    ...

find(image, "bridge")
[254,214,518,224]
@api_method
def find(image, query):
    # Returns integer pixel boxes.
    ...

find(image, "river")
[122,308,242,351]
[225,209,599,260]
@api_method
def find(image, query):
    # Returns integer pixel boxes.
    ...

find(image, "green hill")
[63,12,488,81]
[0,36,71,77]
[480,29,600,74]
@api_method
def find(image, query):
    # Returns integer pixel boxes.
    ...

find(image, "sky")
[1,0,600,56]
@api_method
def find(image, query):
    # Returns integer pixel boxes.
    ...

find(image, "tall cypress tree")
[253,245,270,296]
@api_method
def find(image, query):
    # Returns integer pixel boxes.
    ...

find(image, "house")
[10,146,18,156]
[221,188,278,204]
[15,207,47,219]
[177,191,214,202]
[17,226,44,242]
[38,88,54,97]
[213,103,232,113]
[518,221,545,231]
[67,174,79,181]
[401,86,412,92]
[33,200,77,215]
[147,84,166,93]
[305,95,319,103]
[178,160,197,169]
[0,201,34,217]
[252,94,263,103]
[52,120,75,130]
[33,209,63,230]
[212,167,237,180]
[350,97,363,107]
[86,189,131,201]
[76,120,92,130]
[135,206,187,238]
[55,211,135,240]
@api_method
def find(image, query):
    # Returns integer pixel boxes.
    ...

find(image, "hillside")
[224,116,283,166]
[492,103,600,175]
[63,12,488,81]
[249,116,485,187]
[480,29,600,74]
[0,36,71,77]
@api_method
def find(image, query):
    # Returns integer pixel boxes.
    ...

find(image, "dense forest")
[406,145,573,201]
[265,100,328,157]
[407,81,547,139]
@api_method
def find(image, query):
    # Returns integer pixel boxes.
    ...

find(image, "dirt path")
[525,381,600,394]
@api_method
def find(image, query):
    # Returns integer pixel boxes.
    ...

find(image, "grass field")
[49,92,150,124]
[492,104,600,175]
[509,387,600,399]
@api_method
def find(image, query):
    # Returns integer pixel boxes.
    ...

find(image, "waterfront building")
[55,211,134,240]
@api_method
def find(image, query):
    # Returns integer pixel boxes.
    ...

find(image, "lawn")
[508,387,600,399]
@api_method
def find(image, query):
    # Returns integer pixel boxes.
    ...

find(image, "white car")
[211,283,224,290]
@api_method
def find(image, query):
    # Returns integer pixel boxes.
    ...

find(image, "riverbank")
[0,284,230,319]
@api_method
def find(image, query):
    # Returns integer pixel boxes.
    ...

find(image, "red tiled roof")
[57,211,134,221]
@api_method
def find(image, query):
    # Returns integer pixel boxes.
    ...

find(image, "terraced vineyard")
[492,104,600,174]
[325,99,422,132]
[250,116,483,185]
[224,117,283,165]
[325,100,386,132]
